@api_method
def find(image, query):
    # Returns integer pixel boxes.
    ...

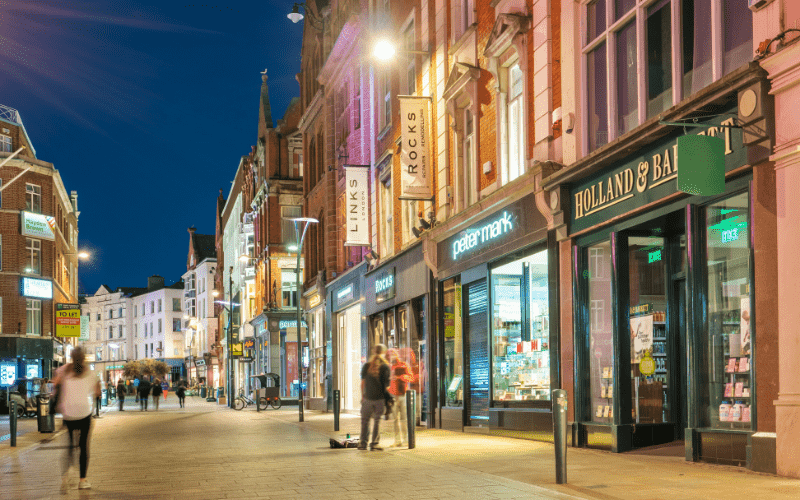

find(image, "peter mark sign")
[55,303,81,337]
[344,166,370,246]
[399,96,433,200]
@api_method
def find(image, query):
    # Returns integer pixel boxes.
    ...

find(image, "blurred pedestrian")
[358,344,391,451]
[387,350,412,447]
[133,377,140,403]
[151,378,163,410]
[138,377,151,411]
[161,379,169,401]
[116,379,126,411]
[175,380,186,408]
[54,346,100,491]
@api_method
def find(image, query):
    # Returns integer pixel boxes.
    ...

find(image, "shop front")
[304,289,326,411]
[365,243,431,426]
[327,263,367,413]
[261,312,306,399]
[435,192,556,437]
[551,80,776,471]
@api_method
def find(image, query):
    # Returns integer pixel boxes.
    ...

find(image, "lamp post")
[284,216,318,422]
[227,266,233,408]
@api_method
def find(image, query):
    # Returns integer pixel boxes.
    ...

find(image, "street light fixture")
[283,216,318,422]
[286,2,323,31]
[372,38,432,63]
[77,251,90,259]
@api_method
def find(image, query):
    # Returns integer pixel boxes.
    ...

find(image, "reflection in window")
[588,241,613,423]
[646,1,672,118]
[588,42,608,150]
[491,250,550,402]
[443,277,463,406]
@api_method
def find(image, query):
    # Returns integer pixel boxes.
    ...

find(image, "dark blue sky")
[1,0,303,294]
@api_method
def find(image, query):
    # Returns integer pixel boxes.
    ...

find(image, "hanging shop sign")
[239,356,254,363]
[230,343,243,357]
[21,211,56,240]
[344,166,370,246]
[308,293,321,308]
[399,96,433,200]
[243,338,256,349]
[374,267,396,303]
[195,358,206,367]
[570,109,745,233]
[278,319,307,330]
[21,277,53,299]
[55,303,81,337]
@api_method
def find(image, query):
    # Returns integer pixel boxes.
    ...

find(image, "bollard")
[552,389,568,484]
[406,390,416,450]
[9,400,17,447]
[333,390,340,432]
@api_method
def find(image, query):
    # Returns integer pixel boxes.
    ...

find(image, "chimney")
[147,275,165,291]
[70,191,79,215]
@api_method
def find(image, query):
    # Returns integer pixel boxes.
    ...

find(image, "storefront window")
[589,241,614,423]
[490,250,550,402]
[442,277,463,406]
[704,192,752,429]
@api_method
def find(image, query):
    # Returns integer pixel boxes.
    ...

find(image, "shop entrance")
[464,280,489,425]
[623,211,687,448]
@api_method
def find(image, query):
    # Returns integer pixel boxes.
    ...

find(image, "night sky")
[1,0,302,294]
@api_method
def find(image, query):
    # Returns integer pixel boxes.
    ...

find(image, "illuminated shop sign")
[21,211,56,241]
[452,211,515,260]
[243,338,256,349]
[21,277,53,299]
[336,284,354,304]
[278,320,307,330]
[374,268,395,303]
[648,249,662,263]
[1,363,16,387]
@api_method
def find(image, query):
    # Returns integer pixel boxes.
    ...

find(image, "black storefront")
[435,191,559,437]
[364,243,433,427]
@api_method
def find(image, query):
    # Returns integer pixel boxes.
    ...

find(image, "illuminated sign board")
[56,303,81,337]
[648,249,662,264]
[722,228,739,243]
[21,211,56,241]
[452,211,515,260]
[21,277,53,299]
[278,320,307,330]
[243,338,255,349]
[308,294,321,308]
[374,268,396,303]
[230,343,243,357]
[1,363,17,387]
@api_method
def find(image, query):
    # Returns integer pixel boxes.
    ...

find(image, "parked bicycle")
[233,390,257,411]
[232,389,282,410]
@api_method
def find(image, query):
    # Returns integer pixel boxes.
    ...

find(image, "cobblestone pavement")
[2,394,800,500]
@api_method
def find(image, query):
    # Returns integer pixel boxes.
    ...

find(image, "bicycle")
[233,390,257,411]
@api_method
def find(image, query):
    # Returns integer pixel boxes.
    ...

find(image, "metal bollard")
[9,400,17,447]
[333,390,340,432]
[406,390,416,450]
[552,389,568,484]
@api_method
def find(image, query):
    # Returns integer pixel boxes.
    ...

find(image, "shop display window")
[588,240,614,423]
[704,192,752,429]
[442,277,463,406]
[490,249,550,403]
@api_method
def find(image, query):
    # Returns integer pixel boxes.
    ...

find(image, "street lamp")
[286,2,323,31]
[284,216,318,422]
[372,38,432,63]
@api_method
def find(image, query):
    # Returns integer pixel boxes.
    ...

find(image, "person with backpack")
[151,378,163,410]
[358,344,391,451]
[138,377,151,411]
[387,349,413,447]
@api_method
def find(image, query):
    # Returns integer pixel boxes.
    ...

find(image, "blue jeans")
[360,399,385,448]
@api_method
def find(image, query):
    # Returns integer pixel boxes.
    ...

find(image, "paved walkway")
[2,394,799,499]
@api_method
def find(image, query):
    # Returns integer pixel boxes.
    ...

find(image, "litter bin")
[217,387,224,399]
[101,389,108,406]
[206,388,216,402]
[37,395,54,433]
[200,386,207,398]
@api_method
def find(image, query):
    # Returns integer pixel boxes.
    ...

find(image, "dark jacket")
[151,383,163,397]
[116,382,125,395]
[138,379,151,397]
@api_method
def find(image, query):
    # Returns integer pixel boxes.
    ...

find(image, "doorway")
[464,280,489,425]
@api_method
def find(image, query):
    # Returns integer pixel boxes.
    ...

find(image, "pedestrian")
[387,350,413,447]
[175,380,186,408]
[151,378,163,410]
[116,379,126,411]
[358,344,391,451]
[133,377,140,403]
[138,377,151,411]
[53,346,101,491]
[161,379,169,401]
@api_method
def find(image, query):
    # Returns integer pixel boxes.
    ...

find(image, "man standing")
[116,379,126,411]
[138,377,151,411]
[387,350,413,447]
[358,344,391,451]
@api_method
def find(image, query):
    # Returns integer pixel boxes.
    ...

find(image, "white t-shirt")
[58,368,97,420]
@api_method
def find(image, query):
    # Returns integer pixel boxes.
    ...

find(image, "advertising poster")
[399,96,433,200]
[1,363,16,387]
[630,314,654,363]
[344,166,370,246]
[740,297,751,355]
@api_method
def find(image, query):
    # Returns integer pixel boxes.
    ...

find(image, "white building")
[81,285,136,383]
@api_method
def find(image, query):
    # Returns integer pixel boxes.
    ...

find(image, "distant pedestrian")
[151,378,163,410]
[138,377,151,411]
[358,344,391,451]
[133,377,140,403]
[116,379,126,411]
[161,379,169,401]
[53,346,101,491]
[175,380,186,408]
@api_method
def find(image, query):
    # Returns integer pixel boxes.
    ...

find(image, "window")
[158,299,162,312]
[281,270,298,308]
[704,192,752,429]
[95,327,101,341]
[404,22,416,95]
[282,206,302,246]
[0,297,3,334]
[353,69,361,131]
[587,240,613,423]
[174,348,179,356]
[173,298,181,311]
[141,304,145,315]
[119,326,124,338]
[173,318,181,332]
[118,307,123,317]
[108,310,113,319]
[26,299,41,335]
[453,0,473,41]
[457,109,477,211]
[505,64,524,185]
[383,71,392,129]
[109,326,113,339]
[158,318,162,333]
[490,250,550,403]
[134,306,137,318]
[150,301,154,314]
[0,134,11,152]
[134,345,138,360]
[442,277,463,406]
[0,235,3,270]
[379,165,393,257]
[96,313,100,321]
[134,324,138,338]
[401,200,416,246]
[25,238,41,274]
[584,0,752,153]
[150,323,154,337]
[25,184,41,213]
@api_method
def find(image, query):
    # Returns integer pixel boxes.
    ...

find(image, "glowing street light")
[373,39,397,62]
[78,251,90,259]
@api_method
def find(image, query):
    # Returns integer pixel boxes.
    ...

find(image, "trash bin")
[206,388,216,402]
[101,388,108,406]
[217,387,224,399]
[200,386,207,398]
[37,395,54,433]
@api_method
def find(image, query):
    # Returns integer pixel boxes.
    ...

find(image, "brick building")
[0,104,80,387]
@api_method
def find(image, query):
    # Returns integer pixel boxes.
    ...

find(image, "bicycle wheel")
[270,397,282,409]
[258,397,268,411]
[233,397,245,411]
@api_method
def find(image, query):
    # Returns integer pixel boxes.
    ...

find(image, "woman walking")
[116,379,126,411]
[175,380,186,408]
[358,344,391,451]
[151,378,163,410]
[54,346,101,491]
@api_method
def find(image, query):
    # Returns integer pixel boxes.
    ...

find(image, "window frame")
[25,183,41,213]
[25,237,41,274]
[0,134,11,153]
[26,298,42,335]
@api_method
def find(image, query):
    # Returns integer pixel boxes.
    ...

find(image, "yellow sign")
[230,343,243,357]
[639,352,656,377]
[56,303,81,337]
